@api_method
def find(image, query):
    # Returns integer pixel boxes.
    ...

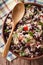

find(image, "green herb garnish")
[18,26,23,32]
[26,38,30,42]
[29,14,32,16]
[25,4,32,8]
[39,22,43,26]
[27,5,32,8]
[13,33,18,38]
[28,31,33,36]
[19,51,25,56]
[4,29,8,32]
[22,17,26,22]
[35,28,40,32]
[24,38,30,43]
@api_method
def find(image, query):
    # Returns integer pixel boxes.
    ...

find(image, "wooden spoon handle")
[2,27,14,57]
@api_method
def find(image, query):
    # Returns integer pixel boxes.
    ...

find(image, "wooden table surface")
[0,53,43,65]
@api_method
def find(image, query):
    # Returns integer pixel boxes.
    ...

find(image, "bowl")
[2,2,43,60]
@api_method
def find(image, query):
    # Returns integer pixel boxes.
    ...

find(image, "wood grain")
[0,53,43,65]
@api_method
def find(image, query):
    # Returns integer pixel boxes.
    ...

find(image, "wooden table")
[0,53,43,65]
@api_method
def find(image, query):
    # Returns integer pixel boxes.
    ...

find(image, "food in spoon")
[4,4,43,58]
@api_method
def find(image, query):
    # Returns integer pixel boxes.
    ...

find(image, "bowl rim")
[2,2,43,60]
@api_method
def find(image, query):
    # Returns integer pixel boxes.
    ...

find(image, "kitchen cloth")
[0,0,17,18]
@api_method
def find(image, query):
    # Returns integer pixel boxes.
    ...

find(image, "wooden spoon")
[2,2,25,57]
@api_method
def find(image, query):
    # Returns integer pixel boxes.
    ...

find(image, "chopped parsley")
[4,29,8,32]
[19,51,26,56]
[39,22,43,26]
[28,31,33,36]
